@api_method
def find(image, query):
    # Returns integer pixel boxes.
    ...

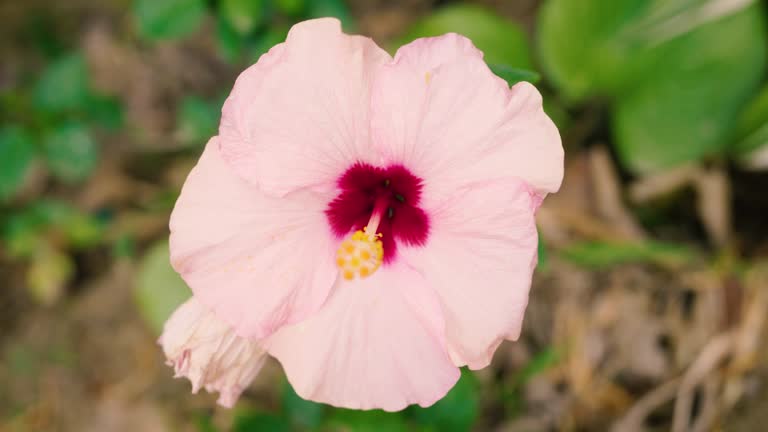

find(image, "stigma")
[336,228,383,280]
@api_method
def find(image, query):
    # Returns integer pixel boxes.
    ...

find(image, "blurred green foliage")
[176,95,224,147]
[135,241,192,333]
[33,53,91,113]
[539,0,767,173]
[223,370,479,431]
[562,240,695,269]
[3,0,768,430]
[221,0,269,35]
[733,84,768,160]
[0,127,35,201]
[43,122,98,183]
[134,0,207,40]
[397,4,532,70]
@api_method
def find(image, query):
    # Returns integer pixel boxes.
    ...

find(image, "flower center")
[326,163,430,279]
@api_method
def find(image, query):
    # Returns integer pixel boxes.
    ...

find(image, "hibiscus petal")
[370,34,563,201]
[170,138,337,339]
[160,297,267,408]
[266,266,460,411]
[399,178,539,369]
[219,18,392,197]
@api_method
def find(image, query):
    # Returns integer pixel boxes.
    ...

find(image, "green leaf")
[3,211,47,259]
[509,347,559,388]
[176,96,221,146]
[86,94,125,130]
[217,14,245,63]
[250,26,290,60]
[2,200,106,257]
[26,246,74,306]
[60,211,105,249]
[731,84,768,164]
[398,4,531,69]
[282,380,324,429]
[196,413,219,432]
[613,5,767,173]
[33,53,90,113]
[43,122,98,183]
[537,0,650,101]
[274,0,306,16]
[113,234,137,259]
[134,0,206,41]
[409,369,479,432]
[134,240,191,334]
[233,412,290,432]
[561,240,695,269]
[488,64,540,86]
[325,409,409,432]
[307,0,354,30]
[0,126,36,201]
[220,0,268,35]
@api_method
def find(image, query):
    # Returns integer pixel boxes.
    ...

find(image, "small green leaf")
[0,126,36,201]
[134,0,206,41]
[135,241,191,334]
[398,4,532,69]
[113,235,137,258]
[3,211,47,259]
[561,240,694,269]
[26,246,74,306]
[510,347,559,388]
[217,14,244,63]
[176,96,221,146]
[86,94,125,130]
[274,0,306,16]
[61,212,105,250]
[409,369,479,432]
[43,122,98,183]
[488,64,540,86]
[325,409,409,432]
[220,0,268,35]
[33,53,90,113]
[282,380,324,429]
[3,200,106,256]
[233,412,290,432]
[307,0,354,30]
[250,26,290,60]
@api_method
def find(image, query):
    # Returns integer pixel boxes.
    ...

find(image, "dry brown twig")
[672,332,734,432]
[611,377,682,432]
[611,332,736,432]
[589,146,647,241]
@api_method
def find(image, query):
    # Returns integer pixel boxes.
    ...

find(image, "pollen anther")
[335,229,383,280]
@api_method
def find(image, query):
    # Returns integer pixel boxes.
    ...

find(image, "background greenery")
[2,0,768,431]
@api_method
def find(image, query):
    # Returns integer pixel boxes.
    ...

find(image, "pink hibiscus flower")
[161,18,563,411]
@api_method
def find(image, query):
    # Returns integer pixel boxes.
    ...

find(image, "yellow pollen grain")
[336,257,346,267]
[350,257,360,267]
[360,250,371,261]
[359,267,370,278]
[343,270,355,280]
[343,243,355,254]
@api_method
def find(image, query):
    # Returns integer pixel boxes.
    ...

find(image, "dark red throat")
[325,162,430,263]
